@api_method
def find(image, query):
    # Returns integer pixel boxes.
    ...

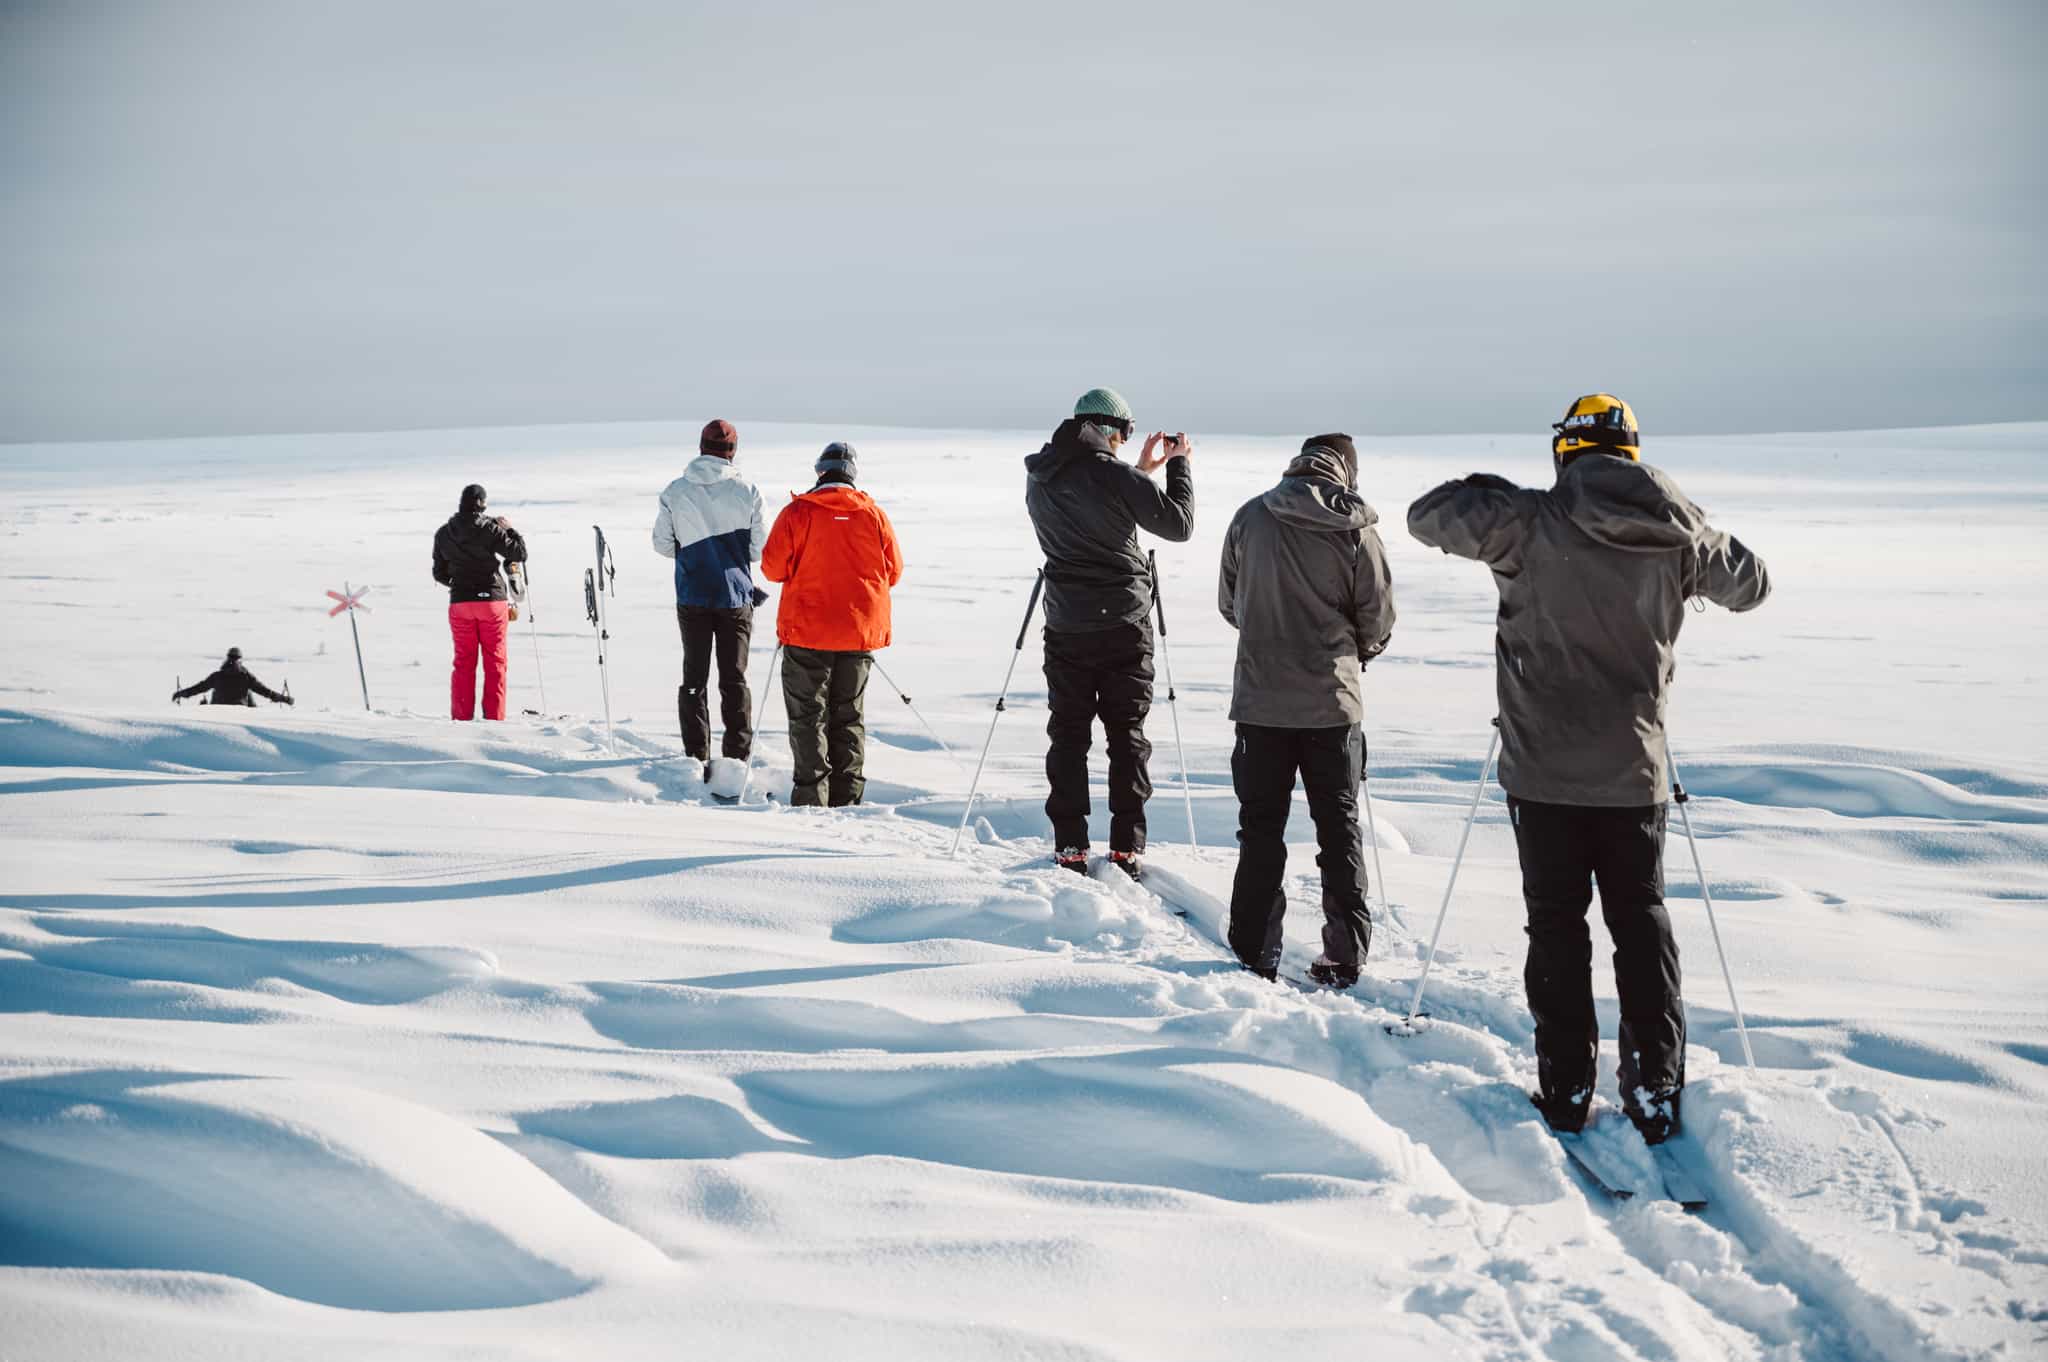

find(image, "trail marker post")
[325,583,372,711]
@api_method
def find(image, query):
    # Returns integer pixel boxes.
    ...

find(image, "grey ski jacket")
[1218,449,1396,728]
[1407,454,1770,806]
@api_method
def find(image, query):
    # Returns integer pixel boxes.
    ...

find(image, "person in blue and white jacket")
[652,418,767,762]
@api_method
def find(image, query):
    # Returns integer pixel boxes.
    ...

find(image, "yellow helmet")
[1552,393,1640,463]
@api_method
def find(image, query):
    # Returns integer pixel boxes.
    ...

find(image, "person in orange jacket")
[760,442,905,806]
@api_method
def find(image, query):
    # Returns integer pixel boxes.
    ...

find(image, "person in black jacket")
[1024,387,1195,877]
[174,648,294,707]
[432,483,527,720]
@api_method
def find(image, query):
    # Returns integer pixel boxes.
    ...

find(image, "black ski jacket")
[1024,418,1194,633]
[175,660,289,706]
[432,512,527,603]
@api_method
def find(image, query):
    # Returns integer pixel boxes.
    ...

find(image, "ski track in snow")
[2,422,2046,1360]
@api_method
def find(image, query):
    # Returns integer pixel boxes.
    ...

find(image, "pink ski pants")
[449,601,511,720]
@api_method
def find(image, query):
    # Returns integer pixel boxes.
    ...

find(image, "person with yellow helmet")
[1406,394,1770,1145]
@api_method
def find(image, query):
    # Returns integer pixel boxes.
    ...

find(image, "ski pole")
[872,657,963,771]
[1149,551,1198,849]
[754,641,784,735]
[1397,719,1499,1032]
[1362,743,1389,918]
[520,561,548,715]
[950,570,1044,858]
[174,675,181,706]
[734,640,783,807]
[593,528,617,753]
[1671,759,1758,1071]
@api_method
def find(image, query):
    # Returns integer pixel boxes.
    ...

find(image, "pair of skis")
[1128,857,1709,1211]
[583,526,617,753]
[1555,1121,1709,1211]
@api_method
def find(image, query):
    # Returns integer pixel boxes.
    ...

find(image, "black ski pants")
[676,604,754,761]
[782,644,872,808]
[1227,723,1372,977]
[1042,620,1153,854]
[1508,797,1683,1120]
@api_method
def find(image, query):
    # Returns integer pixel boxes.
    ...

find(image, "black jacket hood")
[1026,417,1116,484]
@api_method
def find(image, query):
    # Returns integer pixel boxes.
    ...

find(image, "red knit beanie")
[700,419,738,458]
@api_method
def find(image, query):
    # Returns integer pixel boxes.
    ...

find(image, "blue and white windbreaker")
[652,455,767,608]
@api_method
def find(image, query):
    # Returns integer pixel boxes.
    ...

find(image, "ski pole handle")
[1013,570,1046,651]
[1148,551,1169,637]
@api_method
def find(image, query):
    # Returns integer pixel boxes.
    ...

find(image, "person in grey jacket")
[1218,434,1395,988]
[1407,393,1770,1144]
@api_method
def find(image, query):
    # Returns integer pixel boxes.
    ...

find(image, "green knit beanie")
[1073,387,1133,424]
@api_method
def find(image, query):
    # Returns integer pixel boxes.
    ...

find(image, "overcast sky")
[3,0,2042,443]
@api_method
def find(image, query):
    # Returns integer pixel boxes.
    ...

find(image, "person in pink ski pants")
[431,483,527,720]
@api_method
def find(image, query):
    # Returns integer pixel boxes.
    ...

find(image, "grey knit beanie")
[815,441,857,483]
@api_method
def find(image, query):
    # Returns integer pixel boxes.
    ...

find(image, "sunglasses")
[1554,409,1634,438]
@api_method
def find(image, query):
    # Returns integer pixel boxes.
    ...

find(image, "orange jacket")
[760,483,904,651]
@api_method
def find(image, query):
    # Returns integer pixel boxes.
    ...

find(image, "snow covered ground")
[2,419,2045,1360]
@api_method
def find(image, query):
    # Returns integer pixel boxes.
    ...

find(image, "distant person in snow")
[432,483,527,721]
[653,419,767,764]
[1407,394,1770,1145]
[760,442,904,807]
[1024,387,1195,879]
[1218,435,1395,990]
[173,648,294,707]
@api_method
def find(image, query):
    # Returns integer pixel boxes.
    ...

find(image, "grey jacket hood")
[1219,472,1396,729]
[1554,455,1709,553]
[1263,474,1377,534]
[1283,443,1357,490]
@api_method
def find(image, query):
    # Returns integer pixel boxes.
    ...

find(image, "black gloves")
[751,586,770,607]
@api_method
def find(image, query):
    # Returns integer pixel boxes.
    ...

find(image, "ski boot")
[1528,1087,1592,1135]
[1307,954,1360,990]
[1107,850,1143,882]
[1053,847,1088,875]
[1624,1087,1682,1146]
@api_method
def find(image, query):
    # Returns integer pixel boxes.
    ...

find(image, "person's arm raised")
[1687,529,1771,612]
[1122,434,1195,543]
[1407,473,1526,567]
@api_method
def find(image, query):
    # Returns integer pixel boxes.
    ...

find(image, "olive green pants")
[782,645,872,807]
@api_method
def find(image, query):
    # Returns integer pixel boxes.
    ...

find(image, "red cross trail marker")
[325,582,372,710]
